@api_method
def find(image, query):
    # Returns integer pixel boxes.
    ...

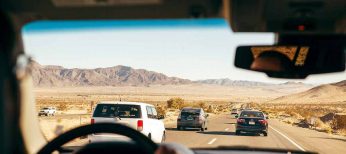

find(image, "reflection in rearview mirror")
[234,45,345,79]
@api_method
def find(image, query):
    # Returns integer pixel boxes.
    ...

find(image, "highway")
[64,113,346,154]
[164,114,346,154]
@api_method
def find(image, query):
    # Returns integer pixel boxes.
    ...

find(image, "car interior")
[0,0,345,154]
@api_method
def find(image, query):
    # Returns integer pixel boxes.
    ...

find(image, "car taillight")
[137,120,143,131]
[91,118,95,124]
[258,119,267,125]
[237,119,245,123]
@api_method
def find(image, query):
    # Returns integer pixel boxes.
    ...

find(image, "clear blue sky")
[22,19,345,84]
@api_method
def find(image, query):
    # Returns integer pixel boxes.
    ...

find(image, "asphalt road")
[38,114,90,119]
[64,113,346,154]
[165,114,346,154]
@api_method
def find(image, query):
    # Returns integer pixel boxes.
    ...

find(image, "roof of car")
[97,101,153,106]
[241,110,262,112]
[181,107,201,110]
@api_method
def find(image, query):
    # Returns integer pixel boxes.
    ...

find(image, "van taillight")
[91,118,95,124]
[137,120,143,131]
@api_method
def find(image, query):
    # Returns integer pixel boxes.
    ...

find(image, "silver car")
[177,107,208,131]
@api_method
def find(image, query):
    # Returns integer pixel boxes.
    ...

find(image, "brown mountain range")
[30,61,191,87]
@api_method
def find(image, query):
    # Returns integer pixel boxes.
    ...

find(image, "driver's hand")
[155,145,178,154]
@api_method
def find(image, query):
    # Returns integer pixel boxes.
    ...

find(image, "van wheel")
[263,132,268,136]
[200,126,205,132]
[161,132,166,143]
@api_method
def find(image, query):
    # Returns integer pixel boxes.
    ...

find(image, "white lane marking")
[269,126,306,151]
[225,128,229,131]
[208,138,217,145]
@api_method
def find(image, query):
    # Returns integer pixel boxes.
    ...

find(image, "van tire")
[161,132,166,143]
[200,125,205,132]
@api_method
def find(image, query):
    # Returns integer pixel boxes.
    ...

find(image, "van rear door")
[92,104,142,130]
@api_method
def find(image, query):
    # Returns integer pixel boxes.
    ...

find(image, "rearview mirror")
[235,45,345,79]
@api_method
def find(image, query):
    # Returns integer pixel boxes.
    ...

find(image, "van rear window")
[93,104,141,118]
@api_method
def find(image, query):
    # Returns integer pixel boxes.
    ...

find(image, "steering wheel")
[38,123,158,154]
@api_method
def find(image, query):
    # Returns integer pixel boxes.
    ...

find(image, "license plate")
[249,121,255,125]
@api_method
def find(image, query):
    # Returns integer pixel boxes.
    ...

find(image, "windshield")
[23,19,346,153]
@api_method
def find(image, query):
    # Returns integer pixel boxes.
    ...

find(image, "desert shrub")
[197,102,207,110]
[168,108,176,112]
[156,105,167,117]
[206,105,214,113]
[337,128,346,136]
[331,114,346,130]
[58,103,68,111]
[216,105,228,112]
[166,97,185,109]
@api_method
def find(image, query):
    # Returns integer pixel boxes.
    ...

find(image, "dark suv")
[235,110,268,136]
[177,107,208,131]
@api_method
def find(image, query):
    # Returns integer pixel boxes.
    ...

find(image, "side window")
[151,107,158,119]
[146,106,153,118]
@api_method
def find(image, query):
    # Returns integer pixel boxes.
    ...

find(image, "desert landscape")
[32,62,346,141]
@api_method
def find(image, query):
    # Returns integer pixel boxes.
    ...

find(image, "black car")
[235,110,268,136]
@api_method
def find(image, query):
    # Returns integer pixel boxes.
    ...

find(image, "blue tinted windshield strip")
[23,18,228,33]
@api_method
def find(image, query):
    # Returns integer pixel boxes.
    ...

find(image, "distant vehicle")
[89,101,165,143]
[38,107,56,116]
[235,110,268,136]
[177,107,208,131]
[231,108,239,118]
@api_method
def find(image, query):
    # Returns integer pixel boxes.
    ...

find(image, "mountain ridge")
[268,80,346,104]
[31,61,191,87]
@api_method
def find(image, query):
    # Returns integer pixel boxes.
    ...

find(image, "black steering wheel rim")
[38,123,158,154]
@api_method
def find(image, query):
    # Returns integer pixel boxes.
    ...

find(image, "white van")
[88,101,166,143]
[38,107,56,116]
